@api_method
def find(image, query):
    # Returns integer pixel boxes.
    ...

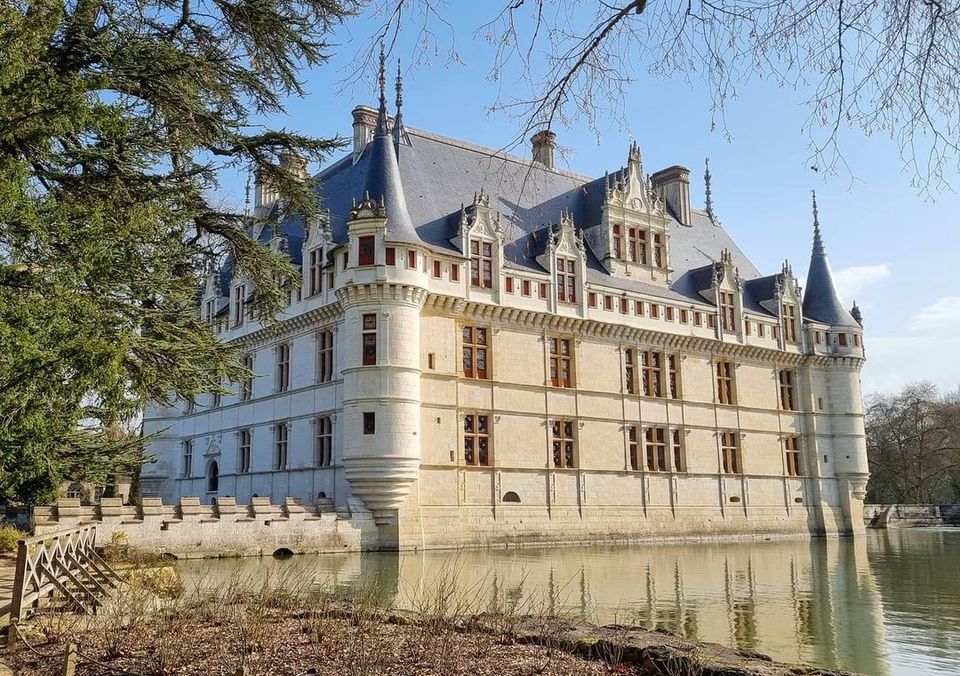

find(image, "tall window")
[612,224,622,258]
[317,330,334,383]
[782,304,798,342]
[362,314,377,365]
[716,361,735,405]
[181,439,193,478]
[363,412,375,435]
[624,348,636,394]
[385,247,396,265]
[204,298,216,322]
[470,239,493,288]
[549,337,573,388]
[462,326,489,379]
[315,416,332,467]
[653,233,665,268]
[358,235,375,266]
[672,430,686,472]
[721,432,741,474]
[668,354,681,399]
[785,436,802,476]
[645,427,668,472]
[637,229,648,264]
[720,291,737,332]
[641,350,663,397]
[240,353,254,401]
[551,420,576,468]
[232,284,246,327]
[779,369,797,411]
[629,426,640,470]
[308,248,323,295]
[464,414,490,466]
[628,227,642,263]
[274,423,288,470]
[238,429,251,474]
[276,342,291,392]
[556,258,577,303]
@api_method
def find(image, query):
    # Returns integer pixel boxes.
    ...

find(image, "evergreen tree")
[0,0,353,503]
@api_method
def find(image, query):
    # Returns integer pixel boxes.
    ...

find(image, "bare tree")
[354,0,960,195]
[865,382,960,503]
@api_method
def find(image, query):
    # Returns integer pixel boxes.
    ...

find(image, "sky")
[220,4,960,396]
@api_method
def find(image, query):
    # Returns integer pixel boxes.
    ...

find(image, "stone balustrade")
[33,497,377,558]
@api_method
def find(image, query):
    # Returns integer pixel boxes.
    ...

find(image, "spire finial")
[812,190,824,254]
[393,57,405,156]
[704,157,715,222]
[375,42,388,135]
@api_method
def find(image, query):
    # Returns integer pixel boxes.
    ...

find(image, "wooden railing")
[9,524,120,626]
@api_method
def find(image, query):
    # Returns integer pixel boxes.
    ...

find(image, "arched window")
[207,461,219,493]
[502,491,521,503]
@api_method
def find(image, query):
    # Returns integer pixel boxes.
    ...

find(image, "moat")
[176,528,960,675]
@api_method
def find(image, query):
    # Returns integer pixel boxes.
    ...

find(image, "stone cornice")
[424,293,864,370]
[229,303,344,350]
[336,282,429,309]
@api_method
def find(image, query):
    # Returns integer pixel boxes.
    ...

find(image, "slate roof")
[802,220,858,327]
[310,118,773,311]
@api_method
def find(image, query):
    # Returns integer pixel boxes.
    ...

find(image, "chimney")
[530,130,556,168]
[650,165,692,226]
[352,105,379,158]
[280,151,308,181]
[253,167,279,217]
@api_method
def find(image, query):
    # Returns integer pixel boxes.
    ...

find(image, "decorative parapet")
[32,497,377,559]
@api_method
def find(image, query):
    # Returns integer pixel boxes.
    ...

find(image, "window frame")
[317,330,334,383]
[549,336,574,388]
[778,369,797,411]
[363,412,375,435]
[181,439,193,478]
[716,361,736,405]
[784,435,802,476]
[461,325,490,380]
[240,353,254,401]
[308,247,324,296]
[273,423,289,470]
[463,413,491,466]
[238,428,251,474]
[315,416,333,467]
[551,419,577,468]
[720,431,741,474]
[276,342,291,393]
[645,426,668,472]
[556,257,577,303]
[720,291,737,332]
[470,239,494,289]
[362,313,377,366]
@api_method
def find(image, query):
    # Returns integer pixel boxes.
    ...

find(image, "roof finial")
[375,41,388,136]
[705,157,715,222]
[393,58,405,156]
[812,190,824,254]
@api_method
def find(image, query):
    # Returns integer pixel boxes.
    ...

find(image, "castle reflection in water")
[177,529,960,675]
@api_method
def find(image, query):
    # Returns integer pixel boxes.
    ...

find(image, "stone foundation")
[32,497,379,558]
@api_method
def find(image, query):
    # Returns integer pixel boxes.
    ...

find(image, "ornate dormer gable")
[759,260,802,315]
[303,209,332,298]
[451,188,504,253]
[592,142,671,285]
[200,264,226,322]
[227,268,251,329]
[694,249,743,335]
[538,210,586,312]
[455,188,505,293]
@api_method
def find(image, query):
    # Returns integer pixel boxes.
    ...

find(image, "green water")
[176,528,960,675]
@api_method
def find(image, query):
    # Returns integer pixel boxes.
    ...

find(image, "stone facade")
[141,70,869,552]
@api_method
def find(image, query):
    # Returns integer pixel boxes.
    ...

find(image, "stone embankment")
[33,497,376,558]
[864,503,960,528]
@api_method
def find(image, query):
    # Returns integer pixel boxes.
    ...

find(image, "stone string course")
[33,497,379,558]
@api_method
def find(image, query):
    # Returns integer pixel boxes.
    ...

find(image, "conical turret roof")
[359,47,420,244]
[801,193,858,327]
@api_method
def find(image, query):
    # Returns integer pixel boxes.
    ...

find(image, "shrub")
[0,524,25,553]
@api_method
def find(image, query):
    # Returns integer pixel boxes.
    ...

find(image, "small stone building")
[141,60,869,550]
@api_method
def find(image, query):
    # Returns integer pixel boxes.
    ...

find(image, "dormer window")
[204,299,216,322]
[719,291,737,332]
[232,284,246,327]
[782,304,798,342]
[653,233,666,268]
[632,228,646,264]
[612,224,622,258]
[470,239,493,288]
[556,257,577,303]
[308,248,323,295]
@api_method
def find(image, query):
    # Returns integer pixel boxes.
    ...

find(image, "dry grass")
[6,563,643,676]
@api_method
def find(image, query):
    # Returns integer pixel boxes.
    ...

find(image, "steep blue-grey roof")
[311,123,762,308]
[801,209,858,327]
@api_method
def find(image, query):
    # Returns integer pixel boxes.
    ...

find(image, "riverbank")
[5,598,856,675]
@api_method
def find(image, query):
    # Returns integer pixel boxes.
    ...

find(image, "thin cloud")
[909,296,960,333]
[832,264,891,300]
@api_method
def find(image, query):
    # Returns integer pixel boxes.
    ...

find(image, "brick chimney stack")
[530,130,556,169]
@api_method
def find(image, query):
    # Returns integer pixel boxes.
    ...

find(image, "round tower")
[338,51,428,530]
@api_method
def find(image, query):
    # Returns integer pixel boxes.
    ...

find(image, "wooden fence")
[9,524,120,626]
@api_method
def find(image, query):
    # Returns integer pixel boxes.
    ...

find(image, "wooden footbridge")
[5,525,120,634]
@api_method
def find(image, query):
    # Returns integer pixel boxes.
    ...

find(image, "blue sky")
[223,6,960,396]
